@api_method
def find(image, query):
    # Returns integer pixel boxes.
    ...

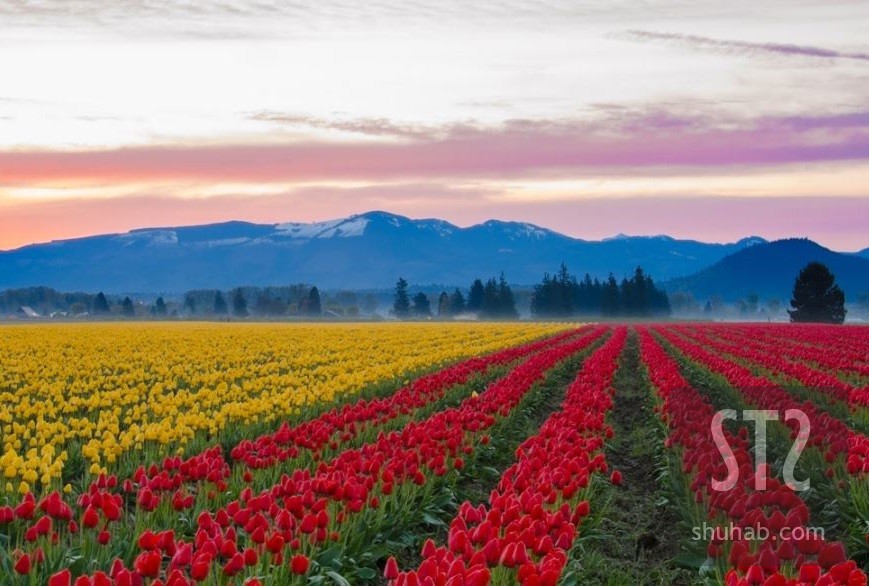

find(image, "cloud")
[3,110,869,185]
[0,1,630,39]
[617,30,869,63]
[249,112,438,140]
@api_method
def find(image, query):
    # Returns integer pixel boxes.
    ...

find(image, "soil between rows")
[564,330,703,585]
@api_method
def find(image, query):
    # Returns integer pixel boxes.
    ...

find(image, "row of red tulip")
[40,327,607,584]
[747,325,869,377]
[637,327,867,586]
[1,328,593,584]
[653,326,869,577]
[130,328,589,512]
[678,325,868,408]
[653,326,869,479]
[760,323,868,353]
[387,326,628,586]
[229,328,588,470]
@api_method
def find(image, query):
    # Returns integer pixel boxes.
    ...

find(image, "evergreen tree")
[437,292,451,316]
[255,294,288,316]
[183,293,196,315]
[232,289,248,317]
[121,296,135,317]
[531,264,668,317]
[788,262,846,324]
[531,264,581,317]
[531,274,554,316]
[467,279,485,313]
[153,296,167,316]
[601,274,620,316]
[449,288,466,314]
[556,263,573,315]
[411,292,431,316]
[619,277,633,314]
[307,286,322,316]
[93,292,110,314]
[213,291,228,315]
[578,273,600,313]
[632,267,649,314]
[649,282,671,315]
[393,278,410,317]
[481,278,499,317]
[497,273,518,318]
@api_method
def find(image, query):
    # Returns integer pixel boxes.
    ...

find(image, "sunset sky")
[1,0,867,251]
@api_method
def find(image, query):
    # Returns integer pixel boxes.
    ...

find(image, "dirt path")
[564,329,702,585]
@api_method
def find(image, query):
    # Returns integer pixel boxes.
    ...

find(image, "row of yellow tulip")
[0,322,569,494]
[0,323,560,490]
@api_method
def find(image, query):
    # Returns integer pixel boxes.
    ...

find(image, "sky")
[1,0,867,251]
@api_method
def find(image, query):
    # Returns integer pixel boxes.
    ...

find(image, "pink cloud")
[2,112,869,185]
[618,30,869,63]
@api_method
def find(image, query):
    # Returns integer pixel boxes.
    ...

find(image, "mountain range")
[664,239,869,302]
[1,211,866,301]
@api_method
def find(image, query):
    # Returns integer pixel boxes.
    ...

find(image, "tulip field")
[0,323,867,585]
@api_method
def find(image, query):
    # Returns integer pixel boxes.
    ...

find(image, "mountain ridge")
[1,211,857,294]
[5,211,766,252]
[663,238,869,302]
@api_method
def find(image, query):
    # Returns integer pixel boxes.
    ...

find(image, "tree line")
[181,286,325,317]
[393,274,518,319]
[0,285,363,318]
[5,262,852,324]
[531,264,671,317]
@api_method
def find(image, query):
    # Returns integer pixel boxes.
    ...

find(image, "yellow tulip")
[0,322,569,492]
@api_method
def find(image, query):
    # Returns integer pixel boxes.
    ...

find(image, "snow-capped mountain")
[0,211,771,292]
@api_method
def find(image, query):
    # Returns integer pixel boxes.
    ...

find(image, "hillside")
[664,239,869,301]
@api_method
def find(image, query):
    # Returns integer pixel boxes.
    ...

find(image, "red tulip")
[799,563,821,582]
[291,554,310,575]
[82,506,100,529]
[14,553,31,575]
[114,570,133,586]
[384,556,400,579]
[243,547,258,566]
[191,559,211,581]
[49,569,72,586]
[222,552,245,576]
[134,550,162,578]
[818,542,847,569]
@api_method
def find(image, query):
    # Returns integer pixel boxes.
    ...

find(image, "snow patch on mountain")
[421,219,456,237]
[118,230,179,246]
[275,217,369,239]
[482,220,551,240]
[194,238,252,248]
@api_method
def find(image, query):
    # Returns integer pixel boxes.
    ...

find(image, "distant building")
[17,306,42,318]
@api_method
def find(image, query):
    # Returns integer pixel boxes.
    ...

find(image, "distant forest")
[1,264,672,320]
[531,264,671,317]
[394,274,519,319]
[0,285,374,319]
